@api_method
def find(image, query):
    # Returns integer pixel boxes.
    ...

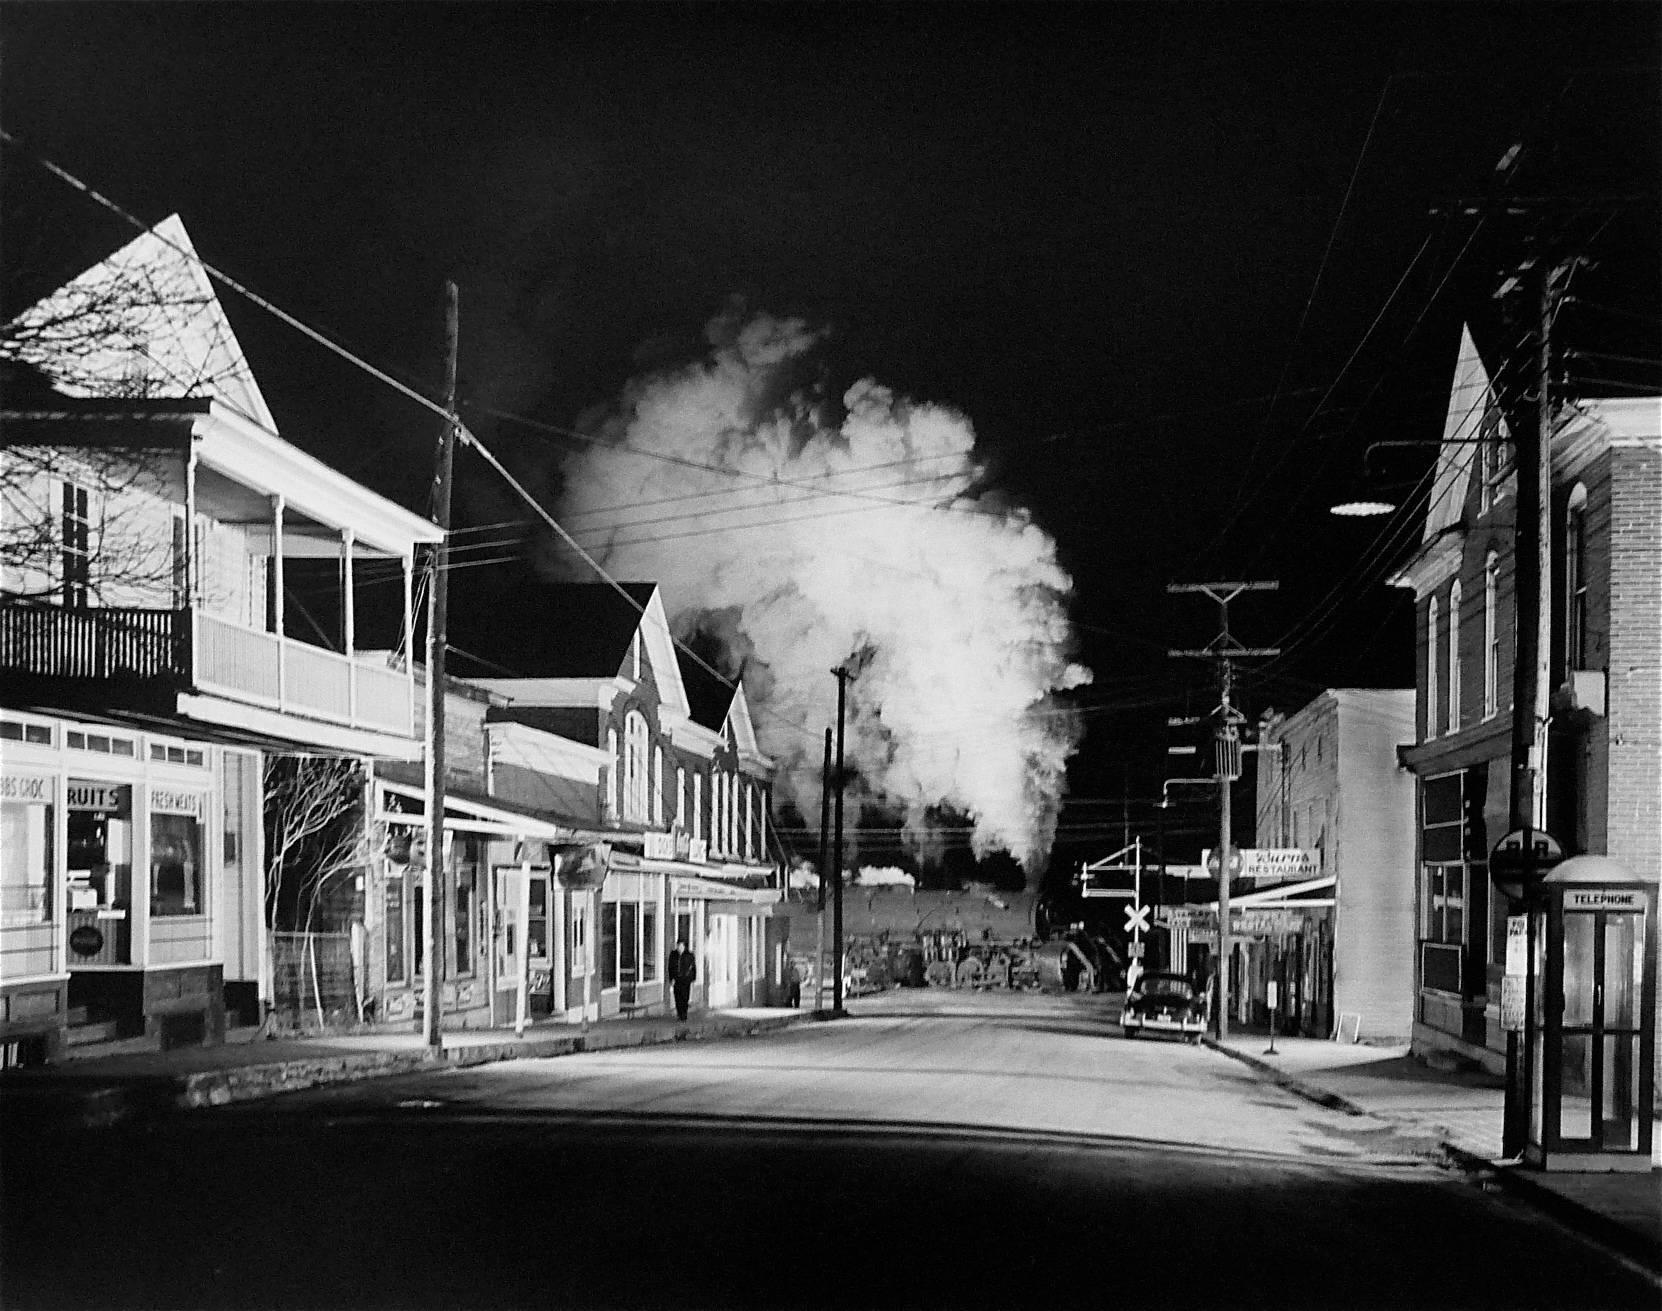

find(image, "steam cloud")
[551,309,1091,873]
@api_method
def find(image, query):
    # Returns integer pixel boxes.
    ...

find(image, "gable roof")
[682,657,737,732]
[1424,323,1502,544]
[8,214,276,431]
[463,582,693,719]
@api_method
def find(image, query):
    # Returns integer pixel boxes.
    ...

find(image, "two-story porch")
[2,399,441,1060]
[1,398,441,758]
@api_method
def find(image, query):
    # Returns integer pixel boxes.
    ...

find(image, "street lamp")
[1327,439,1489,518]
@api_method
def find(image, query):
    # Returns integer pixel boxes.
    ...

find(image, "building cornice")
[1387,524,1465,598]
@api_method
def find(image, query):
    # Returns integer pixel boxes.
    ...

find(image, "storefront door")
[706,915,737,1008]
[494,868,551,1003]
[1555,907,1646,1151]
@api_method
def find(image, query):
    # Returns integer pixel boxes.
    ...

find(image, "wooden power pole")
[422,281,459,1050]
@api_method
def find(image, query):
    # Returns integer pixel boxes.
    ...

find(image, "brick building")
[1391,324,1661,1074]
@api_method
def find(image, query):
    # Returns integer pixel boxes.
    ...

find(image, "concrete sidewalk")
[1208,1033,1661,1275]
[0,1006,811,1129]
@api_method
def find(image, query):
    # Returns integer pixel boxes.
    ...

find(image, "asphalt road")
[3,990,1653,1310]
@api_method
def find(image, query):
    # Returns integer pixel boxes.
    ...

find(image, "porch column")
[342,528,357,723]
[271,495,286,706]
[183,444,198,608]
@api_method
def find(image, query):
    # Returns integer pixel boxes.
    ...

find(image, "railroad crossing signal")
[1124,903,1151,935]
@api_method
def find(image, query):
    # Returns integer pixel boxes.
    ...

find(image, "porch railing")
[0,603,413,739]
[0,604,186,681]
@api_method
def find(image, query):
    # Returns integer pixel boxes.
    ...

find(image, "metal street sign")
[1489,827,1562,900]
[1203,848,1244,878]
[1500,976,1526,1032]
[1124,903,1151,935]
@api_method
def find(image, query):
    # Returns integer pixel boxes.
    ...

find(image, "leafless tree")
[3,209,257,602]
[263,753,373,935]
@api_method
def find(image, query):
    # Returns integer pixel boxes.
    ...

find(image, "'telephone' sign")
[1564,889,1644,912]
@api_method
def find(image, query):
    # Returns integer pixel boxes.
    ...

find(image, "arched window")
[1426,597,1440,740]
[652,745,663,826]
[623,711,649,822]
[1447,581,1462,732]
[1566,484,1589,669]
[1483,552,1500,719]
[606,725,620,818]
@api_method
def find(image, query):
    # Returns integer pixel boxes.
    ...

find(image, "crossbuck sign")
[1124,903,1151,935]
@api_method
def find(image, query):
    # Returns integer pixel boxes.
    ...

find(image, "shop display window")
[1,793,54,925]
[527,879,549,959]
[385,878,407,983]
[67,781,133,912]
[150,812,203,916]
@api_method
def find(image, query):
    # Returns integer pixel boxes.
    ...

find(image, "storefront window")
[453,836,481,978]
[601,901,619,987]
[640,905,658,982]
[527,879,548,959]
[150,811,204,916]
[67,780,132,914]
[385,879,406,983]
[1,783,54,926]
[569,899,589,975]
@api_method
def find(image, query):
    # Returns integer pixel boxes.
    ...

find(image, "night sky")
[4,3,1658,881]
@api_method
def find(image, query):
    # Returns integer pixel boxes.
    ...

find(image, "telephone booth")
[1525,856,1657,1171]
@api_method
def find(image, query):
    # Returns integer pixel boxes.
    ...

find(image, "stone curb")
[4,1012,809,1129]
[1203,1037,1662,1280]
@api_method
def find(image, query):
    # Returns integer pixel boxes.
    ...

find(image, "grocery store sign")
[0,772,52,803]
[1160,907,1307,936]
[67,781,130,812]
[149,788,203,817]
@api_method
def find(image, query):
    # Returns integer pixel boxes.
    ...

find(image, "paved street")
[4,990,1654,1310]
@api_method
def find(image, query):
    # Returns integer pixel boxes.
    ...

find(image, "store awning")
[375,777,573,841]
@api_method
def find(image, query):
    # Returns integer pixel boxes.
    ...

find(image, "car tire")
[1122,1026,1138,1039]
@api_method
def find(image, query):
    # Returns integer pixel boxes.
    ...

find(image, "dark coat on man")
[668,944,697,1019]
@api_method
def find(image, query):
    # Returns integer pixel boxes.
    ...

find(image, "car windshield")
[1132,974,1194,999]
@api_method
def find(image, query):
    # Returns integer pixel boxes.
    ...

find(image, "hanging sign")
[1203,848,1319,881]
[1505,916,1527,975]
[69,925,106,957]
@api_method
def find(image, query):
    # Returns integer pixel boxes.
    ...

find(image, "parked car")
[1121,971,1207,1042]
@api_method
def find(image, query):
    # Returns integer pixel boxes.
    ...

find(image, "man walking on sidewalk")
[668,939,697,1022]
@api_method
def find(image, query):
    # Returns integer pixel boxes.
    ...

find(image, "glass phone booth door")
[1550,903,1646,1153]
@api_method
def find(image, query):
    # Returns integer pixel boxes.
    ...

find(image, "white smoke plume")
[551,308,1091,873]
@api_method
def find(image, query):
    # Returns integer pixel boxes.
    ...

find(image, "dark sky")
[4,2,1659,874]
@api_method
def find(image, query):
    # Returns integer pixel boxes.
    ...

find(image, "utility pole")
[422,281,459,1050]
[1499,251,1571,1156]
[831,665,852,1015]
[1169,582,1279,1042]
[816,727,832,1013]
